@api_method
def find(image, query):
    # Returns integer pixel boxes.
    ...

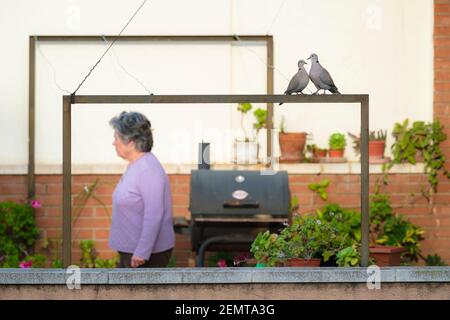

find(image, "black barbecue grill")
[189,169,290,266]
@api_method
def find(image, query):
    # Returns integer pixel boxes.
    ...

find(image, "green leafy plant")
[370,130,387,141]
[308,179,330,201]
[277,215,347,262]
[253,108,267,136]
[0,201,40,268]
[424,254,447,266]
[317,204,362,244]
[328,133,346,150]
[79,240,118,268]
[336,244,360,267]
[250,230,280,267]
[387,119,449,193]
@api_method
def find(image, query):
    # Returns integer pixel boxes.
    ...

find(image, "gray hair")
[109,111,153,152]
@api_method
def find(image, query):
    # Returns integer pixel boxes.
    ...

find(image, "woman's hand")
[131,255,146,268]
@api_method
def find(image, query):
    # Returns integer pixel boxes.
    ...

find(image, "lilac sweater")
[109,152,175,260]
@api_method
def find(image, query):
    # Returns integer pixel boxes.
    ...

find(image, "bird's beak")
[307,56,311,60]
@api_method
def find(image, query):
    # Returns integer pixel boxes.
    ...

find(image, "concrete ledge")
[1,268,449,300]
[1,267,449,285]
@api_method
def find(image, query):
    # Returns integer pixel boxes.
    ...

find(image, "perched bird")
[308,53,340,95]
[279,59,310,106]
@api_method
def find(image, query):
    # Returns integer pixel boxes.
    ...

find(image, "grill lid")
[189,170,290,216]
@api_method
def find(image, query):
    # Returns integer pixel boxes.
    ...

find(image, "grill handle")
[223,199,259,209]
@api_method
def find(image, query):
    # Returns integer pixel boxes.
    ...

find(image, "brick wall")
[433,0,450,262]
[1,171,449,266]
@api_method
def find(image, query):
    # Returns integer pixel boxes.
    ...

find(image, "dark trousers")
[117,249,173,268]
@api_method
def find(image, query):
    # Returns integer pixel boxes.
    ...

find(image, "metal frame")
[63,94,370,267]
[28,35,274,199]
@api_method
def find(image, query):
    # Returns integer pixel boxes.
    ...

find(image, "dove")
[307,53,340,95]
[279,59,310,106]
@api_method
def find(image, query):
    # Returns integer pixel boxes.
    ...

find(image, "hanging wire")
[266,0,289,34]
[72,0,148,95]
[101,35,153,95]
[34,36,71,94]
[233,34,290,82]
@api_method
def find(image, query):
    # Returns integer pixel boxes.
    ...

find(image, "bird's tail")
[330,86,341,94]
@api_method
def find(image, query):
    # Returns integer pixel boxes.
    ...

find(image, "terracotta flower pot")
[369,246,406,266]
[313,149,327,159]
[279,132,307,163]
[368,140,385,159]
[284,258,321,267]
[329,149,344,158]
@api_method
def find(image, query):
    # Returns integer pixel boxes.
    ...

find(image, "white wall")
[0,0,433,170]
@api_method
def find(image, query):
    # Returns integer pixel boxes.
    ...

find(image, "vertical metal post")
[360,96,370,267]
[28,36,36,199]
[62,96,72,267]
[266,36,274,164]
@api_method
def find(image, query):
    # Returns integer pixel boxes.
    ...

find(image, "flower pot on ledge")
[284,258,321,267]
[279,132,307,163]
[369,245,406,266]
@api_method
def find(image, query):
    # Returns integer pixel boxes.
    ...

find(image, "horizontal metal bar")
[68,95,368,104]
[32,35,271,42]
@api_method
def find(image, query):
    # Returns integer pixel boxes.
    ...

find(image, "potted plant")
[368,193,423,266]
[328,132,346,158]
[347,130,388,163]
[278,116,307,163]
[235,102,259,164]
[307,144,328,162]
[250,230,281,267]
[277,215,346,267]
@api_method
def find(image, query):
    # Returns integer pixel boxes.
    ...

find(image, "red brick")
[0,195,26,203]
[0,184,27,195]
[72,207,95,218]
[289,184,312,194]
[436,3,450,14]
[45,206,62,217]
[173,194,189,206]
[94,229,110,239]
[435,15,450,26]
[72,175,120,184]
[94,207,112,219]
[35,175,62,183]
[435,82,450,91]
[396,207,432,216]
[73,218,111,228]
[72,229,94,240]
[36,218,62,229]
[433,194,450,205]
[46,184,63,195]
[327,194,360,206]
[436,25,450,36]
[174,175,190,185]
[0,175,27,184]
[172,183,190,194]
[173,206,190,217]
[408,217,440,227]
[289,175,315,183]
[84,195,112,206]
[45,229,62,239]
[36,195,62,206]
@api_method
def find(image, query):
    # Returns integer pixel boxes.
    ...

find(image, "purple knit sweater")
[109,152,175,259]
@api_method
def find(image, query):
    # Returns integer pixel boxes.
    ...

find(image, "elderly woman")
[109,111,175,268]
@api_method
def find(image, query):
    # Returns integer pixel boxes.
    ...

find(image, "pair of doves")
[279,53,340,106]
